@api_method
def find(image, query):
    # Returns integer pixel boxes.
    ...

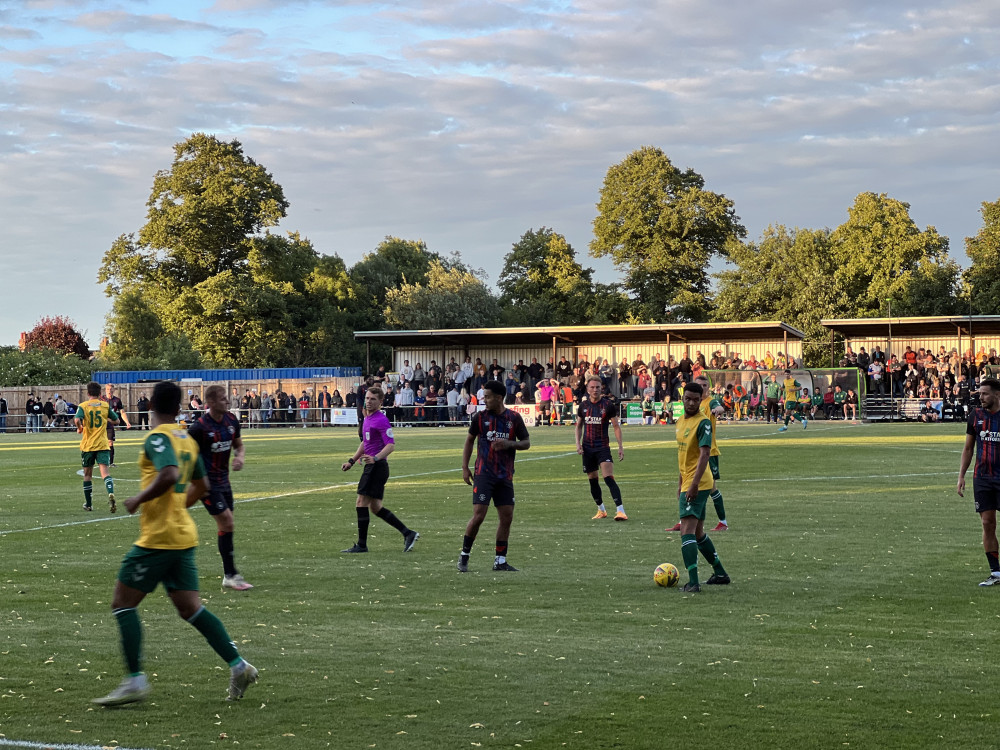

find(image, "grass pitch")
[0,419,989,749]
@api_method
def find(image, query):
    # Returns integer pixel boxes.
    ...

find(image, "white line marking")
[0,740,153,750]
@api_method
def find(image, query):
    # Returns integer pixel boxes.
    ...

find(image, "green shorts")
[708,455,720,481]
[117,545,200,594]
[784,402,798,413]
[678,489,711,520]
[81,450,111,468]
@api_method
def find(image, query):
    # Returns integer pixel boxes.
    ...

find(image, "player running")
[341,386,419,554]
[668,374,728,532]
[92,381,257,706]
[458,380,531,572]
[958,377,1000,587]
[777,369,808,432]
[575,375,627,521]
[188,385,252,591]
[75,381,118,513]
[674,382,730,593]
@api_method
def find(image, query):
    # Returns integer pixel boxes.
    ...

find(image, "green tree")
[22,316,90,359]
[384,261,501,330]
[590,146,745,322]
[965,198,1000,315]
[830,192,960,318]
[0,346,94,387]
[350,237,440,310]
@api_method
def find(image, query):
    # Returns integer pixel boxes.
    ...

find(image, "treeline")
[42,136,1000,376]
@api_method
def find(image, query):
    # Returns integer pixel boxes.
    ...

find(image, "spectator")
[599,358,615,394]
[427,361,443,393]
[400,359,414,386]
[488,358,505,382]
[857,347,871,375]
[764,374,781,423]
[135,392,149,430]
[399,381,415,423]
[618,359,632,398]
[425,386,440,424]
[331,388,344,408]
[868,359,885,395]
[537,379,555,425]
[454,361,467,394]
[0,391,6,433]
[298,391,310,427]
[641,394,655,425]
[446,383,460,422]
[261,391,273,427]
[250,390,261,427]
[318,386,333,427]
[833,385,846,419]
[844,388,859,422]
[505,371,519,404]
[919,400,940,423]
[514,359,528,386]
[630,354,646,396]
[823,386,836,419]
[54,393,69,430]
[473,358,487,391]
[43,397,56,429]
[461,356,475,393]
[556,356,573,385]
[527,357,544,396]
[412,362,426,391]
[457,388,470,420]
[414,386,426,422]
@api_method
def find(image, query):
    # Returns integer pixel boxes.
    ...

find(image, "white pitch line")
[0,740,153,750]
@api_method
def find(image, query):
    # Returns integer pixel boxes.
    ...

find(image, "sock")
[356,507,370,547]
[375,507,409,535]
[83,481,93,506]
[681,534,699,586]
[462,534,475,555]
[988,551,1000,573]
[188,606,240,664]
[495,539,508,564]
[710,489,726,524]
[589,477,603,504]
[604,476,623,509]
[697,534,726,575]
[784,414,790,426]
[110,445,115,465]
[218,531,237,577]
[113,607,142,676]
[105,476,114,495]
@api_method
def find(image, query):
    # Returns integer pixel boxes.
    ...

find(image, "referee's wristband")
[348,457,356,466]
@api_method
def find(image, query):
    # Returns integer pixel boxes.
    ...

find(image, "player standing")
[674,382,730,593]
[575,375,627,520]
[458,381,531,572]
[188,385,253,591]
[341,386,419,554]
[103,383,132,467]
[92,381,257,706]
[958,377,1000,586]
[777,369,808,432]
[75,381,118,513]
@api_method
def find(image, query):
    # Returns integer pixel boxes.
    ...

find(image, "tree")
[384,261,501,330]
[829,192,960,318]
[22,316,90,359]
[590,146,745,322]
[0,346,94,387]
[965,199,1000,315]
[498,228,596,326]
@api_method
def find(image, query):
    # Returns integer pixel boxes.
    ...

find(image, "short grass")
[0,419,989,749]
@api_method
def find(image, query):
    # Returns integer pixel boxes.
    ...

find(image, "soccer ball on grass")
[653,563,679,587]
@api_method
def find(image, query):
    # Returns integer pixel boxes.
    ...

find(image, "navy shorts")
[472,474,515,507]
[582,446,613,474]
[202,485,234,516]
[358,459,390,500]
[974,478,1000,514]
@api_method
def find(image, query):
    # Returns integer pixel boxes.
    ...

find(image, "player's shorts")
[202,484,235,516]
[81,450,111,468]
[582,446,613,474]
[472,474,515,507]
[678,489,711,520]
[973,478,1000,514]
[118,545,199,594]
[708,455,720,480]
[357,459,390,500]
[106,424,116,441]
[784,401,798,412]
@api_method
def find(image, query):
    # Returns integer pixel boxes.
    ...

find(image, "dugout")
[353,322,806,385]
[704,368,865,410]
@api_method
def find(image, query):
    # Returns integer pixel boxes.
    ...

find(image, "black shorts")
[358,459,390,500]
[472,474,515,507]
[202,485,234,516]
[974,478,1000,514]
[582,446,613,474]
[107,425,116,442]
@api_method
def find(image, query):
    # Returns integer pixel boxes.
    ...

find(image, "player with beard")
[958,377,1000,587]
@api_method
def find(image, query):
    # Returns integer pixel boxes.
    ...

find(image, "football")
[653,562,679,587]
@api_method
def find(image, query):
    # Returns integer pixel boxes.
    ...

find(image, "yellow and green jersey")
[783,377,800,404]
[134,424,206,550]
[75,398,119,453]
[676,412,714,492]
[701,397,722,458]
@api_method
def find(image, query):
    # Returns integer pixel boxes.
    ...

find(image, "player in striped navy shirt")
[459,381,530,572]
[958,377,1000,587]
[188,385,252,591]
[574,375,626,520]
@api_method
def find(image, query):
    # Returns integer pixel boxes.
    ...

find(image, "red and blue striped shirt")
[968,407,1000,479]
[469,408,529,480]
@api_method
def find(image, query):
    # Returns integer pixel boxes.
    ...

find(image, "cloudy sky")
[2,0,998,348]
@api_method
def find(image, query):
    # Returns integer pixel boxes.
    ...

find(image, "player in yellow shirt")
[778,369,808,432]
[92,381,257,707]
[74,381,118,513]
[674,382,730,593]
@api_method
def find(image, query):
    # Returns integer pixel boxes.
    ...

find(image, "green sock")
[83,481,93,506]
[188,606,240,664]
[697,534,726,576]
[105,476,114,495]
[681,533,699,585]
[113,607,142,675]
[710,489,726,524]
[784,414,791,426]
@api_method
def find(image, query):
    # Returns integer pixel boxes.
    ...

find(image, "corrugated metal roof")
[93,367,363,384]
[821,316,1000,338]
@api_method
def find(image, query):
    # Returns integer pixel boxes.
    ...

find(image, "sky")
[2,0,999,348]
